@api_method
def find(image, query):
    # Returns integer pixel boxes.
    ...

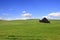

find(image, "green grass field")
[0,20,60,40]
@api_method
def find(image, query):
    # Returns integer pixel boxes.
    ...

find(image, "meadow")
[0,20,60,40]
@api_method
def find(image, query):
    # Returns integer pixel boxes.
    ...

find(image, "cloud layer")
[0,12,60,20]
[42,12,60,19]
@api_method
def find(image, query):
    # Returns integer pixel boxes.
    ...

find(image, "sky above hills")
[0,0,60,20]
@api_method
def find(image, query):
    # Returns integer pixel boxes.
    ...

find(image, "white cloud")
[22,11,26,13]
[48,12,60,17]
[21,13,32,17]
[20,11,33,20]
[21,11,32,17]
[42,12,60,19]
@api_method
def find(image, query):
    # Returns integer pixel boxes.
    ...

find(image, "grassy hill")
[0,20,60,40]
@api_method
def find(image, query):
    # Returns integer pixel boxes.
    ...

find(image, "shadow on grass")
[6,35,17,40]
[6,35,47,40]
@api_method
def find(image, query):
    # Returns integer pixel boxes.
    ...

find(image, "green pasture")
[0,20,60,40]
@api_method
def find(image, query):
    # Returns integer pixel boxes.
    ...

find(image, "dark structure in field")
[39,17,50,23]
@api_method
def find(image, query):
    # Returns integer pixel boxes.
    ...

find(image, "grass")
[0,20,60,40]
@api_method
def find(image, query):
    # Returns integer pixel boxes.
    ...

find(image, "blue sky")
[0,0,60,20]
